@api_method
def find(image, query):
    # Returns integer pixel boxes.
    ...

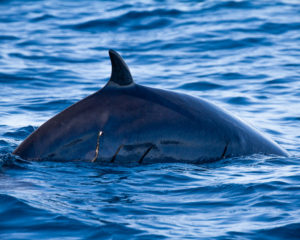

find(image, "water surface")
[0,0,300,239]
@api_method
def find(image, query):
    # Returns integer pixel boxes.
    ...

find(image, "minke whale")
[13,50,288,163]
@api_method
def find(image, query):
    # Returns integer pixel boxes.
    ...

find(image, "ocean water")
[0,0,300,239]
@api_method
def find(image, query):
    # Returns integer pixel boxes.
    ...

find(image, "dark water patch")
[250,182,279,192]
[109,3,133,11]
[294,91,300,97]
[0,140,9,146]
[30,29,48,35]
[250,213,287,223]
[195,38,251,51]
[9,52,50,60]
[65,8,182,32]
[221,72,268,81]
[226,96,253,105]
[15,68,81,84]
[4,126,36,140]
[214,35,272,47]
[216,0,254,9]
[0,72,38,83]
[66,18,120,31]
[39,68,80,79]
[252,200,288,208]
[130,18,171,31]
[17,40,43,47]
[265,77,298,85]
[0,35,19,41]
[258,22,300,35]
[0,195,100,240]
[179,81,222,91]
[255,95,268,100]
[0,17,15,23]
[265,128,282,136]
[283,174,300,183]
[284,63,300,68]
[193,36,273,52]
[158,41,190,50]
[255,223,300,240]
[9,52,98,64]
[0,194,46,220]
[20,99,73,112]
[30,13,55,22]
[283,116,300,121]
[241,37,272,47]
[122,8,182,19]
[266,156,299,166]
[0,153,24,169]
[201,0,254,13]
[264,85,289,91]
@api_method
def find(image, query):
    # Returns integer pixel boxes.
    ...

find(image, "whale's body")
[13,50,288,163]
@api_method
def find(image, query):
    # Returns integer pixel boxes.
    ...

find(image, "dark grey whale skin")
[13,50,288,163]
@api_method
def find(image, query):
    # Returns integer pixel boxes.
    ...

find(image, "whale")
[13,50,288,163]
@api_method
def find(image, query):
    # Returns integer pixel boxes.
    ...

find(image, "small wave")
[194,37,270,51]
[258,22,300,35]
[122,8,182,20]
[255,222,300,240]
[198,0,255,15]
[179,81,222,91]
[283,116,300,121]
[20,99,73,112]
[130,18,171,30]
[0,35,19,41]
[30,14,55,22]
[226,96,253,105]
[9,52,98,64]
[4,126,35,140]
[65,8,182,32]
[221,73,268,80]
[0,153,24,169]
[16,40,42,47]
[0,73,38,83]
[265,77,297,85]
[211,0,254,10]
[0,140,9,146]
[0,194,99,239]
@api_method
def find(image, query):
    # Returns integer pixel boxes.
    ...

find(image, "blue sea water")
[0,0,300,239]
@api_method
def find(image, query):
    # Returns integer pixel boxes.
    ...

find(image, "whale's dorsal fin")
[107,49,134,87]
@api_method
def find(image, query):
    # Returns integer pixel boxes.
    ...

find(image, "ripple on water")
[226,96,254,105]
[65,8,183,32]
[179,81,223,91]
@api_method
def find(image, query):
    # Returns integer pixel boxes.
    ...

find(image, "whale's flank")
[13,50,288,163]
